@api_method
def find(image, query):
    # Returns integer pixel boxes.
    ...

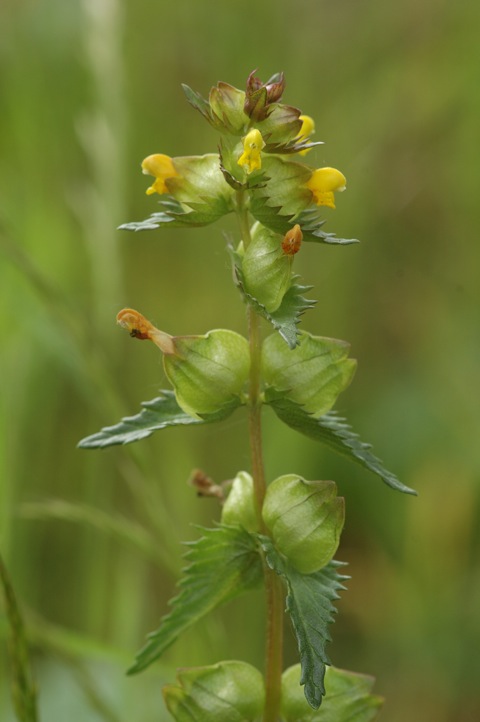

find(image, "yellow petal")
[306,167,346,208]
[141,154,178,195]
[298,115,315,139]
[296,115,315,155]
[238,129,265,174]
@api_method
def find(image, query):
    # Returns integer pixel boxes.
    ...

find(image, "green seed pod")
[164,329,250,419]
[163,660,265,722]
[262,474,344,574]
[221,471,258,532]
[281,664,311,722]
[281,663,384,722]
[261,330,357,417]
[242,223,293,312]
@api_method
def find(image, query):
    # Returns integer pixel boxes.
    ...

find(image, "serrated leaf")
[128,526,263,674]
[266,392,416,495]
[181,83,217,128]
[230,245,315,348]
[257,103,302,149]
[253,156,312,219]
[295,207,359,246]
[259,536,347,710]
[209,82,247,135]
[78,390,237,449]
[250,197,358,246]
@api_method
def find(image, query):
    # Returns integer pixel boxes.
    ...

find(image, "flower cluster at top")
[134,71,349,243]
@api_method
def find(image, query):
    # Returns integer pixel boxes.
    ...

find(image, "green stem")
[236,191,284,722]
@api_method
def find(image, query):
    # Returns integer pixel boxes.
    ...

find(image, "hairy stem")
[236,191,284,722]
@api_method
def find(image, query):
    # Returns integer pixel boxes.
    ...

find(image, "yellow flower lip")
[306,167,347,209]
[295,115,315,155]
[237,128,266,174]
[141,153,179,195]
[297,115,315,139]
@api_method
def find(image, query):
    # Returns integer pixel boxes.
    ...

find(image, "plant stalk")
[236,191,284,722]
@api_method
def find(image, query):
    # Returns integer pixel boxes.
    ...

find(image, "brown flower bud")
[281,224,303,256]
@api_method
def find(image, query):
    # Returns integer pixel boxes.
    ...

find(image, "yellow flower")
[237,129,266,174]
[306,167,346,209]
[141,154,178,195]
[296,115,315,155]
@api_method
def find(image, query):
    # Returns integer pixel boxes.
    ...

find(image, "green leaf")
[295,207,359,246]
[281,664,384,722]
[208,82,247,135]
[259,536,347,710]
[252,156,312,219]
[78,390,237,449]
[128,525,263,674]
[119,196,231,231]
[118,210,179,232]
[266,391,417,495]
[230,245,315,348]
[181,83,217,128]
[257,103,302,149]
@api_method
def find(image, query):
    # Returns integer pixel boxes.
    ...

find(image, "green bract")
[163,661,265,722]
[168,154,235,215]
[164,330,250,419]
[183,81,248,136]
[262,474,344,574]
[261,330,357,417]
[221,471,258,532]
[241,223,293,312]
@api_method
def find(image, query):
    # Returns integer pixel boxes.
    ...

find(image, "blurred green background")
[1,0,479,719]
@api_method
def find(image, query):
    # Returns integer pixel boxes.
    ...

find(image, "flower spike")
[306,167,347,209]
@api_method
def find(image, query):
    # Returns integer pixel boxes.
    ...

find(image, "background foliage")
[1,0,479,720]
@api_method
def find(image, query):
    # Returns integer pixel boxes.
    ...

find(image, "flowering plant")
[80,71,415,722]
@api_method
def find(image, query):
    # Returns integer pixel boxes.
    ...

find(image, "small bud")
[221,471,258,532]
[117,309,250,419]
[262,474,345,574]
[141,154,179,195]
[237,129,266,174]
[281,224,303,256]
[163,661,265,722]
[306,167,347,209]
[244,70,286,121]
